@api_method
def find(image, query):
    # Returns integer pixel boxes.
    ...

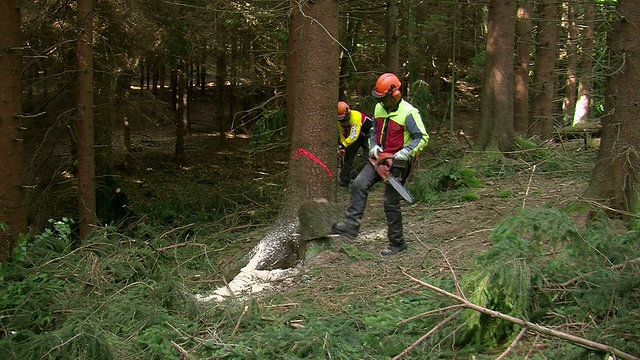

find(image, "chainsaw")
[369,152,414,203]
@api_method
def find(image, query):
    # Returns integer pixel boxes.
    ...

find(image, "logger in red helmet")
[336,101,373,187]
[332,73,429,256]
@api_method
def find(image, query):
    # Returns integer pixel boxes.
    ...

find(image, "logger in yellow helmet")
[336,101,373,187]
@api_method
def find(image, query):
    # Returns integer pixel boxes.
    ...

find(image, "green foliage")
[459,191,479,202]
[626,204,640,231]
[458,208,640,356]
[408,80,435,131]
[339,243,375,260]
[250,108,288,148]
[409,159,483,204]
[0,221,224,360]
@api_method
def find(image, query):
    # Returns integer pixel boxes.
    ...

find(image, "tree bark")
[514,0,533,135]
[385,0,400,74]
[286,1,301,141]
[201,0,339,301]
[475,0,516,152]
[76,0,97,240]
[0,0,27,261]
[584,0,640,219]
[529,0,560,140]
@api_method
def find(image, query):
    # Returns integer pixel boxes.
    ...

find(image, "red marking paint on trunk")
[292,147,333,179]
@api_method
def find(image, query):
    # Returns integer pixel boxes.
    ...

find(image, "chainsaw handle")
[376,152,395,167]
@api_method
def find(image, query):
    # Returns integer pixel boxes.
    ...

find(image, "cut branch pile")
[396,271,639,360]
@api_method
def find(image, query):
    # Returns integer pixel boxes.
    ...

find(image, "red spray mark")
[292,147,333,179]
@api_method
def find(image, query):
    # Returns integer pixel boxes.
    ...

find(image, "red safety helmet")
[371,73,402,101]
[337,101,350,121]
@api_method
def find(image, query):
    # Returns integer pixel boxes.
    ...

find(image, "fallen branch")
[403,271,639,360]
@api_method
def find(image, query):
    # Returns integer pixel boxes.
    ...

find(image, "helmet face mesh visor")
[338,101,349,120]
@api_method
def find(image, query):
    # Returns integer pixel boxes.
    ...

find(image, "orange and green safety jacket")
[370,99,428,156]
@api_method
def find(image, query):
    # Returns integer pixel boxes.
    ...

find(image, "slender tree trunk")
[529,0,560,139]
[573,1,595,126]
[0,0,27,261]
[76,0,97,240]
[139,60,144,96]
[514,0,533,134]
[215,47,227,142]
[338,7,361,100]
[174,64,187,165]
[584,0,640,219]
[385,0,400,73]
[563,1,578,126]
[475,0,516,152]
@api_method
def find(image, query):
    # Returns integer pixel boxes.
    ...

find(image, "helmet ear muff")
[391,88,401,101]
[389,84,401,101]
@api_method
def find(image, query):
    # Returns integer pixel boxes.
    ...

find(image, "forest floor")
[112,98,613,358]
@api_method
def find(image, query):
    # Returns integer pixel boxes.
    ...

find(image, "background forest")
[0,0,639,359]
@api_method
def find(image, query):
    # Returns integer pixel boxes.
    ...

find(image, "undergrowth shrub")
[457,207,640,356]
[250,108,287,148]
[409,158,483,204]
[0,220,229,360]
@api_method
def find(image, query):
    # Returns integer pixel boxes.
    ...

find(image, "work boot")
[331,222,358,239]
[380,242,407,256]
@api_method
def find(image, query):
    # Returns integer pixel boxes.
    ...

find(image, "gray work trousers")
[342,159,410,246]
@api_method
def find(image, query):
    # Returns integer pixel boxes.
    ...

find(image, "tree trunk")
[563,1,578,126]
[514,0,533,135]
[475,0,516,152]
[385,0,400,74]
[215,46,227,142]
[201,0,339,301]
[269,0,339,262]
[529,0,560,140]
[339,5,361,100]
[174,64,187,165]
[76,0,97,241]
[573,1,595,126]
[0,0,27,261]
[584,0,640,219]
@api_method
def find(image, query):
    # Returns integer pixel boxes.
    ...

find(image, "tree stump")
[297,198,342,241]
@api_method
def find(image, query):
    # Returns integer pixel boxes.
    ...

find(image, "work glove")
[337,145,346,158]
[369,145,383,159]
[394,148,411,162]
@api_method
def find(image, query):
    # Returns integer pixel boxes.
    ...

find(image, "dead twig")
[403,271,640,360]
[396,305,464,326]
[392,309,464,360]
[522,164,537,209]
[171,340,193,360]
[397,304,465,326]
[496,327,527,360]
[232,305,249,337]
